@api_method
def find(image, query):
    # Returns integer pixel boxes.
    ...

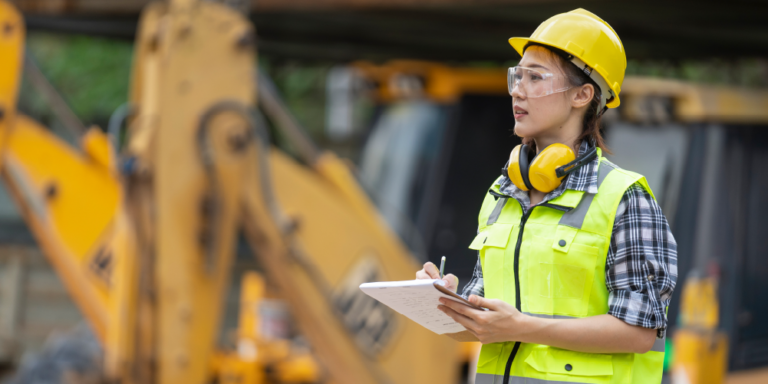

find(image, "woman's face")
[511,46,573,141]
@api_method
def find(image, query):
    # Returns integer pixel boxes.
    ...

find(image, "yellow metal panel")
[273,354,321,382]
[1,116,120,341]
[622,76,768,124]
[673,276,727,384]
[678,276,719,330]
[0,1,24,163]
[238,272,264,341]
[353,60,507,103]
[122,2,257,383]
[211,353,263,384]
[673,329,728,384]
[104,212,140,380]
[241,147,463,384]
[6,120,119,261]
[82,127,115,170]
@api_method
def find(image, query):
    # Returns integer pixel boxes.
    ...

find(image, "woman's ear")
[571,83,595,109]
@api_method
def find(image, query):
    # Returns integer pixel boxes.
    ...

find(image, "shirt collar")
[563,140,599,194]
[497,140,600,197]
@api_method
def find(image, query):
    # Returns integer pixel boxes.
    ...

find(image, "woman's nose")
[510,81,525,99]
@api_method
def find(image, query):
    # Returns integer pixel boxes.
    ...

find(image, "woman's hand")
[437,295,531,344]
[440,296,658,353]
[415,262,459,293]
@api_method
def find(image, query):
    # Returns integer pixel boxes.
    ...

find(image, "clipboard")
[432,281,486,311]
[359,279,486,335]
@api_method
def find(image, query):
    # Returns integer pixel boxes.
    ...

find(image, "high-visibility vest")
[469,152,665,384]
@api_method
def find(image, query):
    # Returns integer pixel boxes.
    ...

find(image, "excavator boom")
[0,1,464,383]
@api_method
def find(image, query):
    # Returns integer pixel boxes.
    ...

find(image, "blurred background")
[1,1,767,383]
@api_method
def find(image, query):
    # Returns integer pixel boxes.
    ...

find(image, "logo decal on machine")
[332,254,396,356]
[89,246,113,286]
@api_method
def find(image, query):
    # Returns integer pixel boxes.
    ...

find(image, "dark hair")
[520,43,611,154]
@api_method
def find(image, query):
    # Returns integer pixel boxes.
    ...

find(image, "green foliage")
[20,32,133,126]
[260,58,332,142]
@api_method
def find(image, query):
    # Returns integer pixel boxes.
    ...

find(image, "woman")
[416,9,677,384]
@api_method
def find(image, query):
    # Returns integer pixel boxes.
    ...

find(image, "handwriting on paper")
[359,280,468,335]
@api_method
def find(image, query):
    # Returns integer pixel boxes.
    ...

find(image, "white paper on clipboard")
[359,279,485,335]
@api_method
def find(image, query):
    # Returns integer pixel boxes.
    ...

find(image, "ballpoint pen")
[439,256,446,279]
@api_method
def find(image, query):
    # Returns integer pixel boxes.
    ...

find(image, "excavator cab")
[346,61,516,283]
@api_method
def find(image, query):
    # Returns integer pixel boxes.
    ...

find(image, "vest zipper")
[503,204,533,384]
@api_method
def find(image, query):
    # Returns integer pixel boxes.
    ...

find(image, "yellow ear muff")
[528,143,576,192]
[507,144,529,191]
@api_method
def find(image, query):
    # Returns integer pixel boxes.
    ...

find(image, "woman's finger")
[442,273,459,292]
[439,305,479,331]
[423,262,440,279]
[416,270,431,279]
[470,295,504,311]
[440,298,480,319]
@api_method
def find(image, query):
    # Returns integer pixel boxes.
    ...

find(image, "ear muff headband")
[518,144,535,191]
[556,146,598,178]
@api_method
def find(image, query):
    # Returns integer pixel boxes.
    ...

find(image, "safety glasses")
[507,66,571,98]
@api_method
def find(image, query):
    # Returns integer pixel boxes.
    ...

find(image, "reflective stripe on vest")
[471,154,664,384]
[476,374,593,384]
[487,197,508,225]
[557,159,614,229]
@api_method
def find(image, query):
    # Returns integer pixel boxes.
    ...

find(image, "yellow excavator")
[0,0,472,383]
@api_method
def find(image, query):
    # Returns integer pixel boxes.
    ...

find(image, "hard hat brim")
[508,37,621,108]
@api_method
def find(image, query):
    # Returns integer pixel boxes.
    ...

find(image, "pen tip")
[441,256,446,261]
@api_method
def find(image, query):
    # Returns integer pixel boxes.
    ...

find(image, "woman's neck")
[528,122,583,206]
[533,134,581,155]
[532,110,584,154]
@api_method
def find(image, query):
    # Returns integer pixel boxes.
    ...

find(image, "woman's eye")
[530,73,543,81]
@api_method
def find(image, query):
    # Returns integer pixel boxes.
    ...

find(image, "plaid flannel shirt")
[460,141,678,338]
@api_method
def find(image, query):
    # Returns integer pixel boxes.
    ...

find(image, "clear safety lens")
[507,66,571,98]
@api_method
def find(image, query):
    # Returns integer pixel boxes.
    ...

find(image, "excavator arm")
[0,1,464,383]
[0,1,119,343]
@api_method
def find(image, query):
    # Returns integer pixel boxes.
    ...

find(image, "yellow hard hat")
[509,8,626,109]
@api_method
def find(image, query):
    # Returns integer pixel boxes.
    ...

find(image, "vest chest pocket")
[469,223,514,300]
[526,225,601,318]
[469,223,514,250]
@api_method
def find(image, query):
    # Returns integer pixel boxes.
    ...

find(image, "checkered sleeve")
[606,183,678,338]
[460,255,485,299]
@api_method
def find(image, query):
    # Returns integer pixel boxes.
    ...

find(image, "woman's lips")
[513,106,528,119]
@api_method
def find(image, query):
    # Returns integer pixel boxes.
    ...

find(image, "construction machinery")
[0,1,469,383]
